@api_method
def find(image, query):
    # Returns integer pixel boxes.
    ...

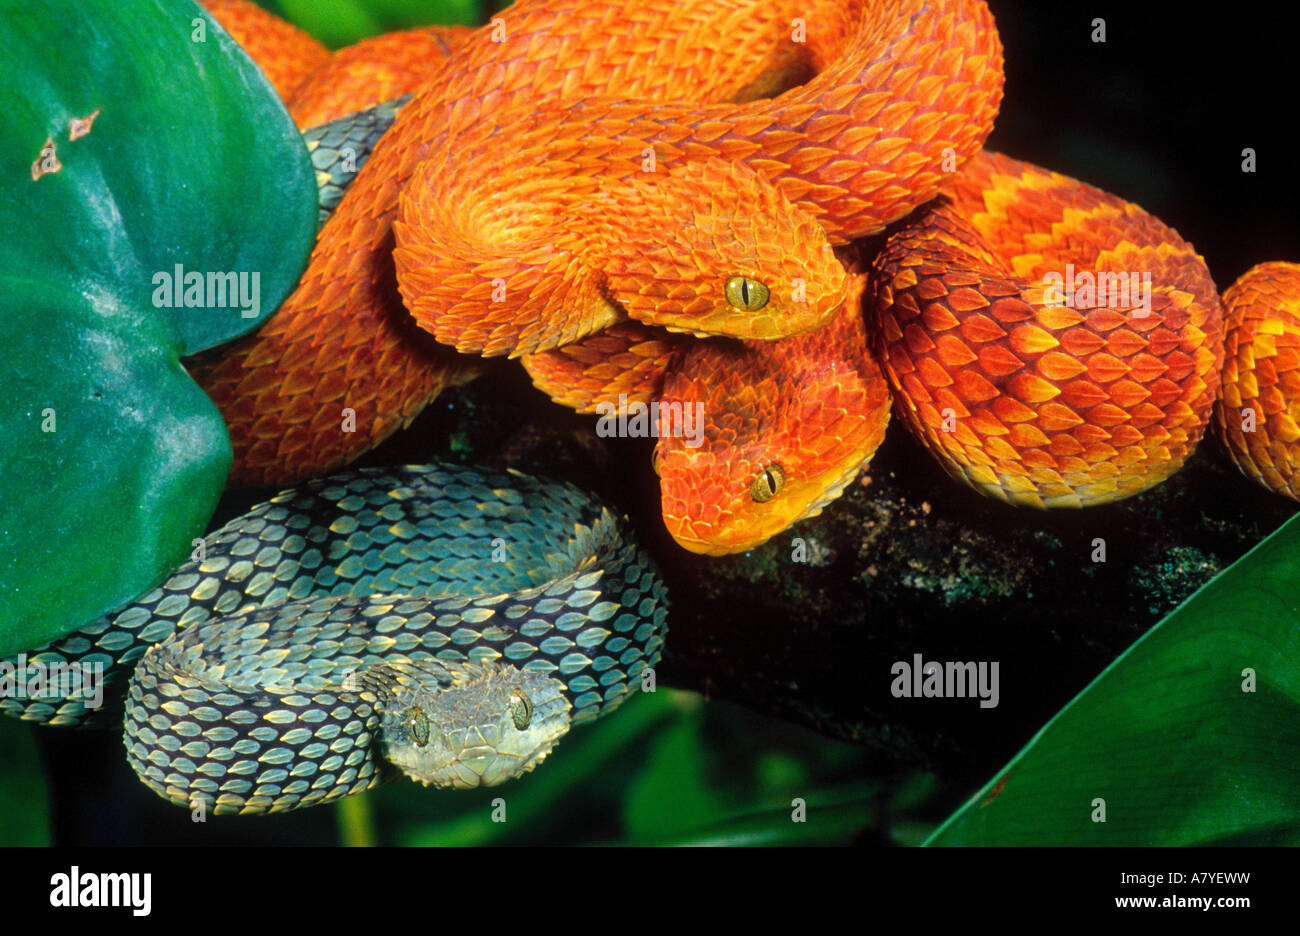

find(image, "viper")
[4,462,667,815]
[188,0,1004,488]
[198,1,1298,557]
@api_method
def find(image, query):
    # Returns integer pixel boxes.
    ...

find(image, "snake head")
[655,273,892,555]
[599,158,847,341]
[372,660,572,789]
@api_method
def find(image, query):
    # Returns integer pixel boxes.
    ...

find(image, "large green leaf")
[0,0,317,656]
[927,514,1300,845]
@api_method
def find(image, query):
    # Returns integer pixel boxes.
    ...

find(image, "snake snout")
[378,662,572,790]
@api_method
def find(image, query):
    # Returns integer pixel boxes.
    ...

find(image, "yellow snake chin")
[379,663,573,790]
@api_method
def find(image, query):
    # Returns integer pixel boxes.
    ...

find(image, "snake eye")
[508,689,533,730]
[651,446,662,477]
[724,276,769,311]
[407,708,430,747]
[750,463,786,503]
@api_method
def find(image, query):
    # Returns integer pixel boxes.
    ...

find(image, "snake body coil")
[5,463,666,815]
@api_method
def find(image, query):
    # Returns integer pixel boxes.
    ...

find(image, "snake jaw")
[377,661,572,789]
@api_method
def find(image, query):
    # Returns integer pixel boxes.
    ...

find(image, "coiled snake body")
[203,1,1296,554]
[7,463,667,815]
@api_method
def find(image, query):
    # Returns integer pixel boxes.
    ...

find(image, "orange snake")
[198,0,1296,556]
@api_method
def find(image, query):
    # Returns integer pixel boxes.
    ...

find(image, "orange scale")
[1036,350,1086,381]
[1085,308,1130,333]
[1058,379,1108,409]
[1019,449,1059,470]
[1258,387,1287,415]
[1084,352,1130,383]
[1082,443,1120,464]
[901,372,933,403]
[950,421,986,450]
[1084,403,1131,428]
[1107,424,1145,447]
[1160,350,1197,381]
[939,270,985,289]
[916,356,956,388]
[960,313,1008,343]
[935,334,978,366]
[1127,352,1169,382]
[1073,423,1113,444]
[1141,423,1172,444]
[1114,446,1151,469]
[1007,423,1051,449]
[1055,456,1093,475]
[1006,372,1060,404]
[982,436,1023,462]
[990,297,1036,323]
[955,439,996,467]
[991,394,1037,423]
[931,387,972,419]
[1036,305,1086,331]
[980,279,1024,299]
[1107,380,1152,409]
[979,343,1026,377]
[920,302,960,331]
[1038,402,1084,431]
[947,287,992,312]
[1145,379,1184,408]
[877,310,907,344]
[1048,434,1085,457]
[1104,328,1148,357]
[910,401,942,427]
[1253,357,1279,384]
[967,411,1010,436]
[1144,328,1186,356]
[903,322,937,354]
[1057,324,1106,360]
[1121,303,1163,328]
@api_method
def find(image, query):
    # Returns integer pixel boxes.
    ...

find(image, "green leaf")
[623,705,723,842]
[275,0,382,47]
[0,719,49,845]
[0,0,317,656]
[360,0,484,29]
[0,0,314,353]
[656,790,873,846]
[926,513,1300,846]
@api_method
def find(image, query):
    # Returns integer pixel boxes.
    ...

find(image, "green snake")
[4,462,667,815]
